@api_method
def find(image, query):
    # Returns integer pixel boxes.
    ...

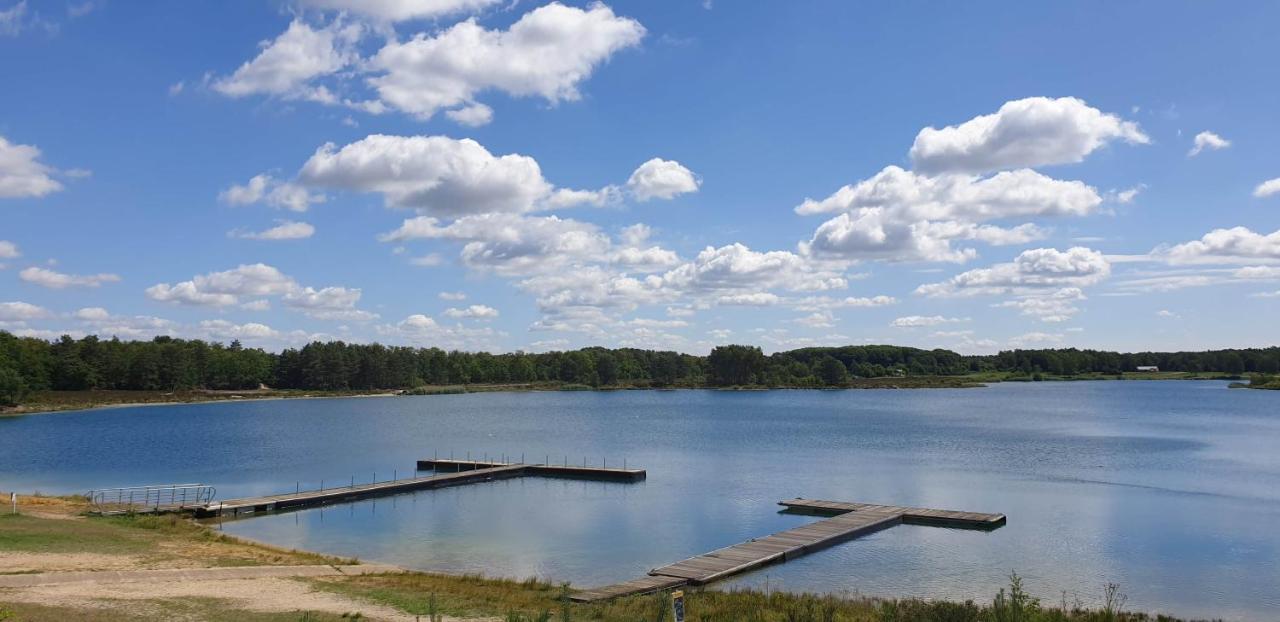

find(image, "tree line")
[2,330,1278,405]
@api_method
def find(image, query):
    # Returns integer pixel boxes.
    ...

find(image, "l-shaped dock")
[570,498,1004,602]
[186,459,644,518]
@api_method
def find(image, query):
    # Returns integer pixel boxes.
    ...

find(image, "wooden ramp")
[569,575,689,602]
[571,498,1004,602]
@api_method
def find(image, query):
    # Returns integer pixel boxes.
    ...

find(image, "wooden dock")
[778,498,1006,529]
[416,459,646,482]
[192,459,644,518]
[195,465,527,518]
[571,498,1004,602]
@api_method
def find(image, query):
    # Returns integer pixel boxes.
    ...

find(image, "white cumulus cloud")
[909,96,1148,175]
[367,2,644,121]
[19,266,121,289]
[443,304,499,319]
[1187,131,1230,157]
[300,135,552,216]
[230,220,316,241]
[212,19,362,103]
[663,243,848,294]
[1159,227,1280,265]
[146,263,375,320]
[380,213,611,275]
[1254,178,1280,198]
[626,158,699,201]
[0,301,49,321]
[0,135,64,199]
[219,174,325,212]
[916,247,1111,297]
[890,315,967,328]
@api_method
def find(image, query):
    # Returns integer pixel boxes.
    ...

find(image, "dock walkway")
[571,498,1004,602]
[192,459,645,518]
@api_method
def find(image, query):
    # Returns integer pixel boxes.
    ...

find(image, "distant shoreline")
[0,389,400,418]
[2,372,1256,418]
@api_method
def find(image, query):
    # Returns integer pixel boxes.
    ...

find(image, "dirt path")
[0,565,491,621]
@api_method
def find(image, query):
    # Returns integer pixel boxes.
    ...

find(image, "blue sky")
[2,0,1278,354]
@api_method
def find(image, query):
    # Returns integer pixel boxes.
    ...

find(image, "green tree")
[707,345,765,386]
[0,364,27,406]
[815,355,849,386]
[594,351,619,386]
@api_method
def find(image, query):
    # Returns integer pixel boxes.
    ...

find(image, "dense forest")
[2,330,1278,406]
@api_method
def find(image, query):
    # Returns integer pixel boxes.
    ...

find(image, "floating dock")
[416,459,646,482]
[778,498,1006,529]
[570,498,1004,602]
[191,459,644,518]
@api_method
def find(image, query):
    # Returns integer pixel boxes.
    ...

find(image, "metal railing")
[88,483,216,514]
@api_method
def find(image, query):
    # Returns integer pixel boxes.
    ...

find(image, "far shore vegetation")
[1229,374,1280,390]
[0,493,1218,621]
[3,330,1276,412]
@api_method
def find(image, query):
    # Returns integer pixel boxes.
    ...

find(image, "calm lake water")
[2,381,1278,620]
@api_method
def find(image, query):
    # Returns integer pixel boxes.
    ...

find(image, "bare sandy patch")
[0,551,144,573]
[0,576,492,621]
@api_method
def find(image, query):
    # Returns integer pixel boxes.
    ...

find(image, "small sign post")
[671,589,685,622]
[10,492,16,515]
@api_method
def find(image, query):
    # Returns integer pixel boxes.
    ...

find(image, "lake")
[2,381,1277,620]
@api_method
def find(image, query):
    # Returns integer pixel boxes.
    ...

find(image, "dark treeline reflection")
[2,331,1278,404]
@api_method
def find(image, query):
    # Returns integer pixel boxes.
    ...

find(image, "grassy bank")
[0,495,349,571]
[0,388,397,417]
[1,499,1216,621]
[311,571,1207,622]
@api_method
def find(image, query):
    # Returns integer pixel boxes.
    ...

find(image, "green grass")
[309,572,1209,622]
[0,513,156,556]
[311,573,561,619]
[0,512,343,567]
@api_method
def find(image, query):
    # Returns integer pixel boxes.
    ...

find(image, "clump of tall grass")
[317,571,1202,622]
